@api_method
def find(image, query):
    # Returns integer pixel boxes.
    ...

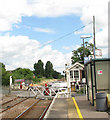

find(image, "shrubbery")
[1,60,64,86]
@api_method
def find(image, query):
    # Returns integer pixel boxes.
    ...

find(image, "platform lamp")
[80,35,91,63]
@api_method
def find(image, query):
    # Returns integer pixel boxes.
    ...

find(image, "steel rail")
[14,99,41,120]
[39,99,52,120]
[1,98,28,113]
[0,97,20,106]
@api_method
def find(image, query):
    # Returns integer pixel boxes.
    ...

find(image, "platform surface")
[75,95,109,119]
[46,94,109,119]
[7,90,110,119]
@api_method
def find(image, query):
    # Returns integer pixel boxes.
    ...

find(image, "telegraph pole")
[93,16,96,59]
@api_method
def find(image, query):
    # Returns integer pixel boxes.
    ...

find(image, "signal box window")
[70,71,73,78]
[74,70,79,78]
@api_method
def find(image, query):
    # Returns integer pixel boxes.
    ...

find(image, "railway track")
[15,98,52,120]
[0,96,18,105]
[0,97,29,113]
[0,97,19,106]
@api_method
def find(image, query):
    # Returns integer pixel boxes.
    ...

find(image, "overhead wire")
[40,21,93,48]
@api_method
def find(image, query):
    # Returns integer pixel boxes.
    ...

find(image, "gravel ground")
[0,89,52,119]
[0,95,16,105]
[1,98,37,118]
[1,97,28,112]
[21,99,51,119]
[0,89,36,119]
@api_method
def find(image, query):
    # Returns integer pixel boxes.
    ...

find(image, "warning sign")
[97,70,103,74]
[95,49,102,58]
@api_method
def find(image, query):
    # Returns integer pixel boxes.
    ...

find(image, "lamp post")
[80,35,91,95]
[80,35,91,63]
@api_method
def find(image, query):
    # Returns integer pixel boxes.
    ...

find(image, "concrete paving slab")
[75,95,109,119]
[67,98,79,118]
[47,98,68,118]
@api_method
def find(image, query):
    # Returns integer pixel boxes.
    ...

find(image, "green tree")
[12,68,34,80]
[33,60,44,78]
[71,42,94,64]
[52,70,62,79]
[0,63,10,86]
[45,61,53,78]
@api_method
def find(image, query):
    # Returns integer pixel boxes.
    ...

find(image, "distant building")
[64,62,84,83]
[64,62,85,91]
[15,79,25,83]
[14,79,32,85]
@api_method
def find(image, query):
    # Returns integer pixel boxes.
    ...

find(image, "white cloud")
[0,0,108,31]
[0,0,108,50]
[0,0,81,31]
[63,45,80,51]
[89,26,108,57]
[0,35,71,72]
[0,0,109,72]
[0,0,28,31]
[63,46,70,50]
[34,27,55,33]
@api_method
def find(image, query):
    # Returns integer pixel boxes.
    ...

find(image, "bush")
[32,77,41,83]
[80,88,84,94]
[77,87,84,94]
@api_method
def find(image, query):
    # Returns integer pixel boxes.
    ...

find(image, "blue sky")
[0,0,108,72]
[9,15,83,53]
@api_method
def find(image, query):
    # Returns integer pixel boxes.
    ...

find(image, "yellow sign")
[107,94,110,108]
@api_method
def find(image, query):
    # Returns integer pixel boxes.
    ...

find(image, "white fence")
[28,86,69,98]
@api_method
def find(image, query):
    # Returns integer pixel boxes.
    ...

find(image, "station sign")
[84,57,89,64]
[95,49,102,58]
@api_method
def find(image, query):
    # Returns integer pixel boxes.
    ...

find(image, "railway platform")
[2,89,110,119]
[44,93,109,119]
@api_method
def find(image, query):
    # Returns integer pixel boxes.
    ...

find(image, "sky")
[0,0,109,73]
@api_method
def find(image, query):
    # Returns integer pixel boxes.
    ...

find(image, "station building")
[85,58,110,106]
[64,62,85,91]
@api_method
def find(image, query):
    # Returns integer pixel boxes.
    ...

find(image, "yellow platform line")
[72,97,83,120]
